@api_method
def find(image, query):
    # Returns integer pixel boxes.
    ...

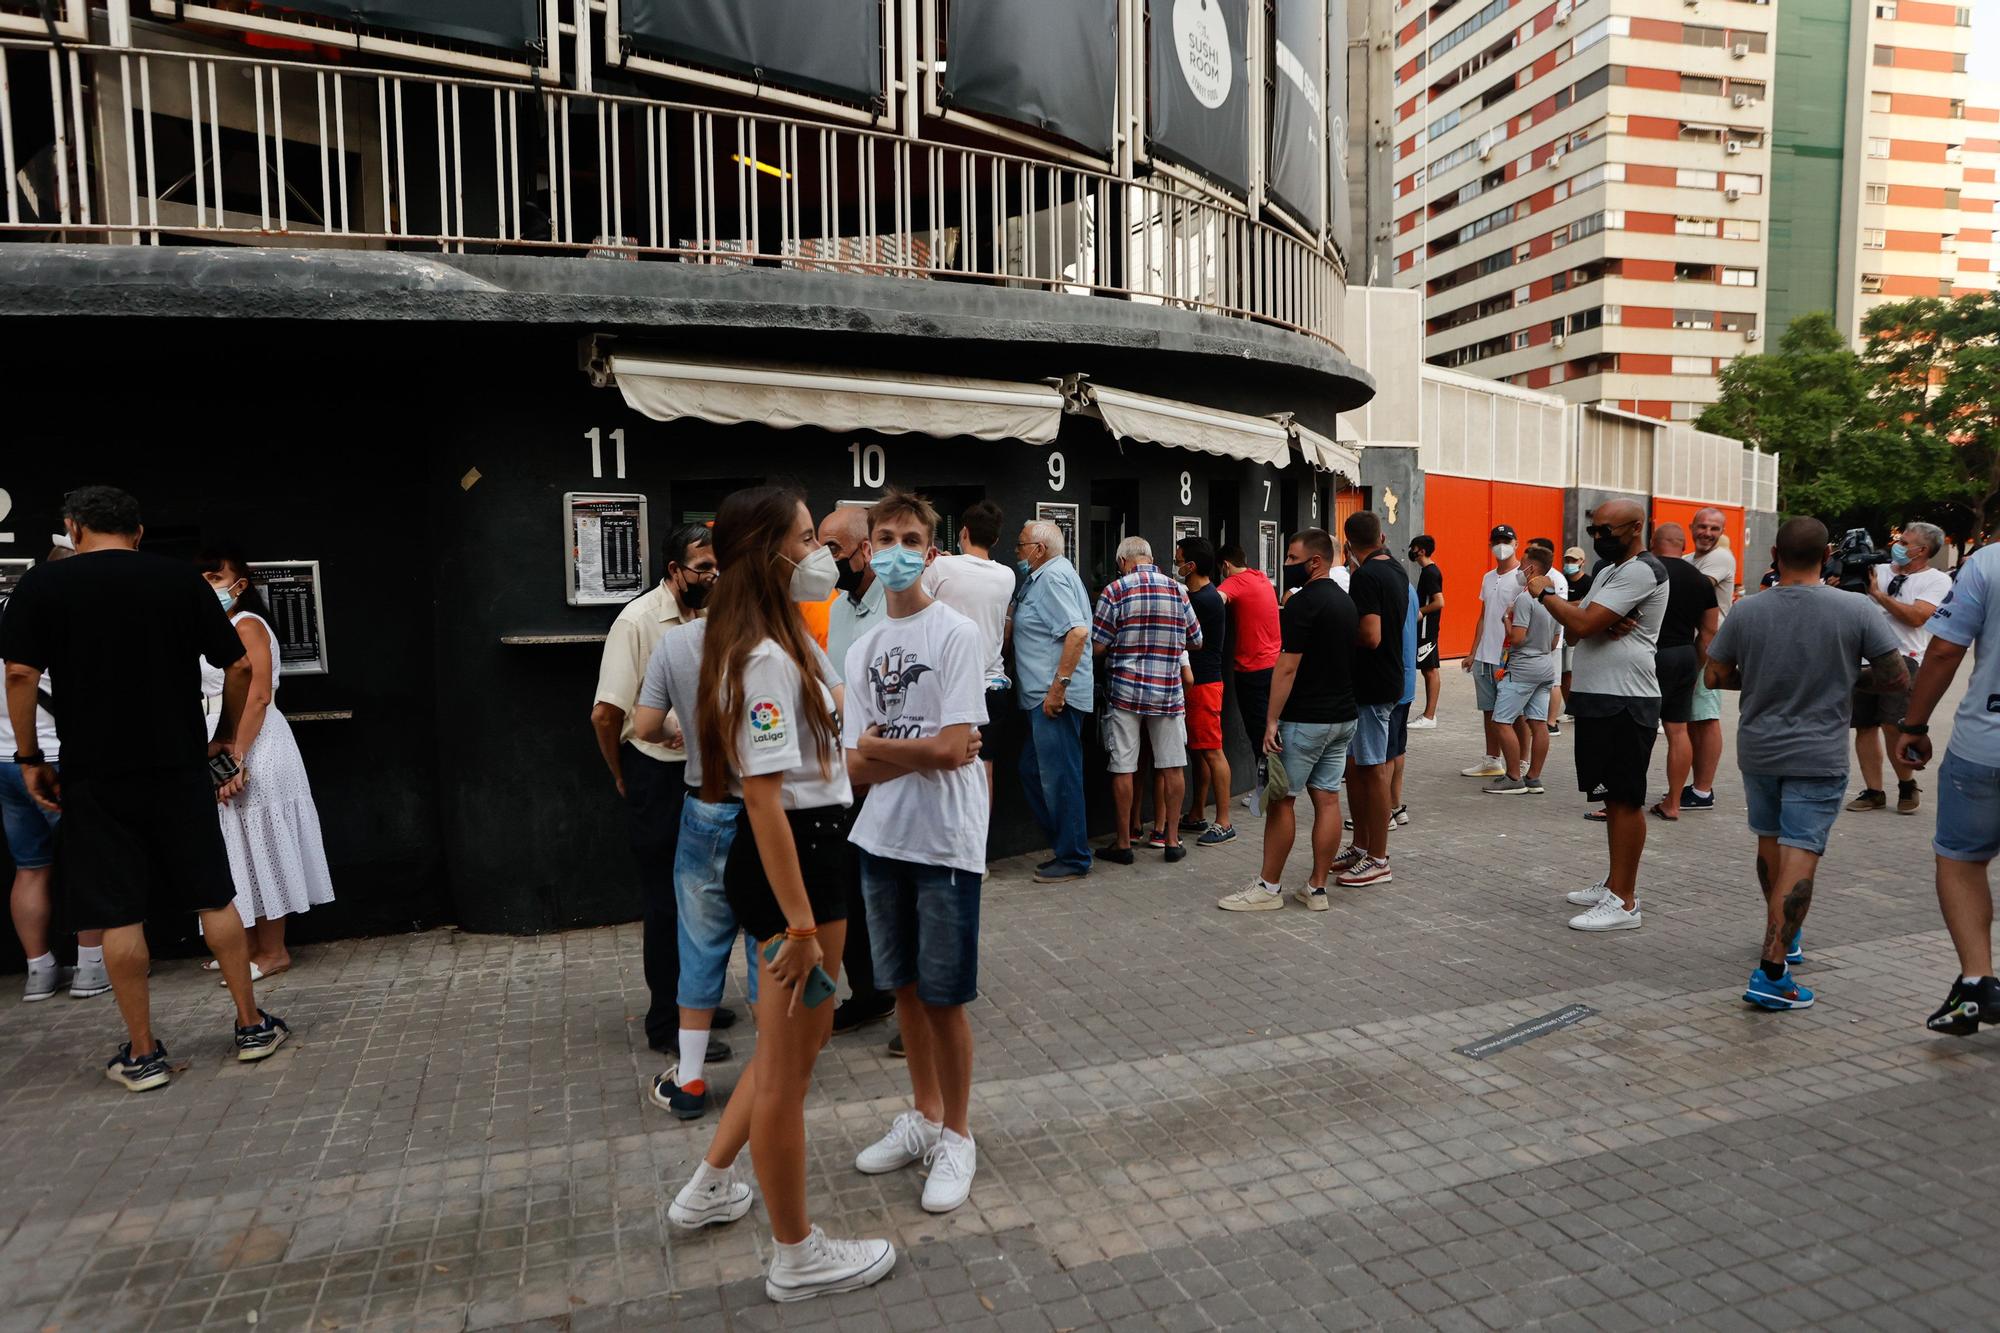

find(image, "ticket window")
[917,484,986,555]
[1087,478,1141,597]
[675,478,761,527]
[1208,480,1239,557]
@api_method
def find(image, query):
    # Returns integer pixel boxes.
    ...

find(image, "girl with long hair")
[195,548,336,979]
[665,487,896,1302]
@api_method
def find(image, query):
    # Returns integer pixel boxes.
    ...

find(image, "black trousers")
[623,746,686,1049]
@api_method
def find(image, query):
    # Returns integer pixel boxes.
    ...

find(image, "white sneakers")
[668,1160,753,1230]
[857,1111,975,1213]
[766,1227,898,1303]
[1568,895,1643,931]
[1291,883,1329,911]
[854,1109,941,1174]
[68,958,111,998]
[1566,878,1613,907]
[1407,715,1438,730]
[1218,883,1285,911]
[1461,756,1506,777]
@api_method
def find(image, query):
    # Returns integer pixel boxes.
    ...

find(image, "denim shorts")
[1741,772,1847,856]
[1934,748,2000,863]
[0,761,59,869]
[1493,677,1551,726]
[858,850,981,1007]
[1265,718,1357,802]
[1474,660,1500,712]
[675,794,758,1008]
[1351,702,1395,767]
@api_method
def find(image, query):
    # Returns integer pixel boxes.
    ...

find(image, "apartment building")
[1389,0,1778,421]
[1767,0,1995,343]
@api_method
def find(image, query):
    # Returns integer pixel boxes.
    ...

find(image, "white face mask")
[786,544,841,602]
[1492,543,1516,561]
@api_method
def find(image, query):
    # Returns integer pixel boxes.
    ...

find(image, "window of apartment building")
[1552,271,1569,292]
[1683,125,1725,144]
[1670,402,1703,421]
[1874,44,1894,66]
[1673,309,1714,329]
[1863,228,1887,249]
[1722,267,1759,286]
[1870,91,1893,113]
[1949,99,1967,119]
[1549,363,1566,384]
[1682,75,1725,97]
[1862,273,1884,294]
[1516,241,1534,261]
[1958,6,1974,25]
[1940,278,1956,296]
[1875,2,1896,18]
[1953,52,1967,72]
[1514,331,1531,350]
[1685,25,1727,46]
[1722,218,1761,240]
[1868,138,1891,157]
[1677,262,1718,281]
[1723,173,1762,194]
[1513,285,1531,306]
[1574,66,1613,100]
[1866,182,1889,203]
[1730,80,1767,102]
[1567,308,1604,334]
[1719,310,1758,332]
[1550,319,1566,338]
[1945,188,1961,208]
[1679,168,1720,189]
[1732,31,1768,52]
[1673,356,1712,375]
[1677,216,1717,236]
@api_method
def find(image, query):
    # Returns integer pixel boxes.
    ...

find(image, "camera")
[1828,527,1891,594]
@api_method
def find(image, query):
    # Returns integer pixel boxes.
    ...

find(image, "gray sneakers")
[1481,776,1528,795]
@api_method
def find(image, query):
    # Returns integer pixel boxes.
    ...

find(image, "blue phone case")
[762,937,838,1008]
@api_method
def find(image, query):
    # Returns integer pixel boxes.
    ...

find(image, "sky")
[1974,0,2000,86]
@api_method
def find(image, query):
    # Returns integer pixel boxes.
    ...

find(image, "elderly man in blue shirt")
[1011,519,1095,884]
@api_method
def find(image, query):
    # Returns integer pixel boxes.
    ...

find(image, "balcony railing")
[0,38,1345,349]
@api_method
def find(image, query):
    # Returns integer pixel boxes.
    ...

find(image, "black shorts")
[1573,709,1659,808]
[1233,666,1273,745]
[723,804,856,945]
[979,686,1019,768]
[1852,657,1917,729]
[1655,645,1699,724]
[1416,638,1439,670]
[60,766,236,930]
[1387,702,1411,761]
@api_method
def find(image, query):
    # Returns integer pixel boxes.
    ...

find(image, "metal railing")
[0,38,1346,349]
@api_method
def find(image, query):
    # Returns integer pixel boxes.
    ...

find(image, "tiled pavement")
[3,671,1998,1332]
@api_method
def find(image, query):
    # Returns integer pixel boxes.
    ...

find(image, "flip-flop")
[200,959,222,972]
[1583,808,1608,822]
[218,962,289,986]
[1649,803,1679,822]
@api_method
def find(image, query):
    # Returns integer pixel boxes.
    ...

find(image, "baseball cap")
[1563,545,1585,561]
[1489,524,1516,543]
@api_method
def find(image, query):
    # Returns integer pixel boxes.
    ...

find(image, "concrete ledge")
[0,244,1376,410]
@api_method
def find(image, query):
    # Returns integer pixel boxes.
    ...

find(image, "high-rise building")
[1390,0,1778,422]
[1763,1,1994,343]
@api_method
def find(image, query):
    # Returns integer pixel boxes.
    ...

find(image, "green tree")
[1860,292,2000,521]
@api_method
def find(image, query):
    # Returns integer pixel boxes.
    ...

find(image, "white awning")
[607,355,1066,444]
[1076,382,1291,467]
[1293,424,1361,482]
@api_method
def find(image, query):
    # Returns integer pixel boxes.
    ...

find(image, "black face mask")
[679,576,712,611]
[1407,551,1421,563]
[834,557,865,594]
[1282,561,1311,591]
[1592,533,1628,564]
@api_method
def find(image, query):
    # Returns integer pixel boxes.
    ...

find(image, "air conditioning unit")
[1732,92,1751,108]
[1547,152,1564,169]
[1724,187,1743,201]
[1480,141,1494,160]
[1552,333,1567,348]
[1555,0,1572,23]
[1726,140,1744,155]
[1731,42,1750,58]
[1745,328,1762,342]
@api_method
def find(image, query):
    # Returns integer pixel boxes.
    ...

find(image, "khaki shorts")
[1103,707,1188,773]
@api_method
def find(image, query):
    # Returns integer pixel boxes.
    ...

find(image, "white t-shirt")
[842,601,991,875]
[1874,563,1954,660]
[920,552,1016,689]
[0,668,59,760]
[1691,547,1736,619]
[1476,566,1524,664]
[733,640,851,810]
[1333,566,1351,593]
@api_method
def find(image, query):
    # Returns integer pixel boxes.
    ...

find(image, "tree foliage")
[1697,294,2000,534]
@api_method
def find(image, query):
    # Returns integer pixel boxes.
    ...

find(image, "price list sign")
[565,493,651,606]
[248,562,330,675]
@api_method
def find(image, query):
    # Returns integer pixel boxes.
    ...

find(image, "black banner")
[1329,0,1350,253]
[1148,0,1251,196]
[944,0,1117,155]
[271,1,540,52]
[625,0,883,106]
[1268,0,1325,233]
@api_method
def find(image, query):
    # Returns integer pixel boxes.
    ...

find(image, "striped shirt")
[1091,564,1203,715]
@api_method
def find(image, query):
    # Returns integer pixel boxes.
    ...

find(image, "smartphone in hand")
[761,937,838,1008]
[208,750,243,790]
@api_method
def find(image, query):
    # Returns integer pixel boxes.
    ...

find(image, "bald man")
[1525,499,1671,931]
[1683,506,1736,810]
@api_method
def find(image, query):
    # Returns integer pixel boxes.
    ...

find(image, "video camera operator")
[1843,521,1953,815]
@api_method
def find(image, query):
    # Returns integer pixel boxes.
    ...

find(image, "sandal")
[1648,803,1679,822]
[1583,808,1608,822]
[218,962,290,986]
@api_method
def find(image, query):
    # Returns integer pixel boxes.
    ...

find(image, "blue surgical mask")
[1891,542,1911,566]
[1016,558,1035,577]
[870,544,929,592]
[214,584,236,612]
[1562,561,1580,576]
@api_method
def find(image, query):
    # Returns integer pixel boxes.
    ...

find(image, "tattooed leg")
[1756,837,1781,963]
[1762,843,1823,964]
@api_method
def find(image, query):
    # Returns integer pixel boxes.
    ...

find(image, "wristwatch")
[1535,586,1556,600]
[12,751,46,765]
[1899,722,1930,735]
[1054,674,1073,687]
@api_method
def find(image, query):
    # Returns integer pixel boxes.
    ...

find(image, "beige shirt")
[1691,547,1736,619]
[594,581,689,764]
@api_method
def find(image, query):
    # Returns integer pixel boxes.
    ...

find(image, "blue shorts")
[675,794,759,1008]
[1741,772,1846,856]
[1265,718,1357,802]
[859,850,981,1007]
[1474,660,1500,712]
[1387,702,1411,761]
[0,761,59,870]
[1934,748,2000,863]
[1351,702,1395,767]
[1493,677,1551,726]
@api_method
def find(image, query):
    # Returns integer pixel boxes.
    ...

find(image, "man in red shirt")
[1218,545,1282,800]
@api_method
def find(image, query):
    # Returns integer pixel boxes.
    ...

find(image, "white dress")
[200,612,337,925]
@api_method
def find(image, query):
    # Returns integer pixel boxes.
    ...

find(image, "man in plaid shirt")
[1092,536,1203,864]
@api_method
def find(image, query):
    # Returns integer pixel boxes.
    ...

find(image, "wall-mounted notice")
[1258,520,1281,587]
[1036,501,1079,567]
[566,492,650,607]
[1172,515,1203,549]
[248,561,330,675]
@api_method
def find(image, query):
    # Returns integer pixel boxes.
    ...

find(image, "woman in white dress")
[196,549,335,979]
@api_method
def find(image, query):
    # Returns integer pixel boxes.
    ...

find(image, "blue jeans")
[859,850,981,1007]
[1266,719,1358,801]
[0,761,59,869]
[1741,772,1846,856]
[1935,748,2000,863]
[1019,703,1091,874]
[675,794,758,1008]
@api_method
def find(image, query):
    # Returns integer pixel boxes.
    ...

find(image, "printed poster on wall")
[1173,515,1203,550]
[566,493,650,607]
[1268,0,1326,233]
[248,561,330,675]
[1036,501,1080,570]
[1259,520,1281,586]
[1148,0,1251,196]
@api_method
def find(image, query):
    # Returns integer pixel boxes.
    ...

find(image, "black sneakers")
[1927,978,2000,1036]
[234,1010,290,1062]
[832,997,895,1035]
[105,1042,172,1093]
[651,1069,711,1120]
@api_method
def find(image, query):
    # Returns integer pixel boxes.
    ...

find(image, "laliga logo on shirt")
[748,698,786,746]
[1174,0,1231,111]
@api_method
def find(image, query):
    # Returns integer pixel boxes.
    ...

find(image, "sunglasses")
[1584,521,1635,539]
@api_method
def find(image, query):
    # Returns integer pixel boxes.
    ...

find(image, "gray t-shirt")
[638,619,835,790]
[1707,584,1901,776]
[1506,589,1561,686]
[1570,553,1671,720]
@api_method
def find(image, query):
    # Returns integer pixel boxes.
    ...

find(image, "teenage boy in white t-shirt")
[841,489,991,1214]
